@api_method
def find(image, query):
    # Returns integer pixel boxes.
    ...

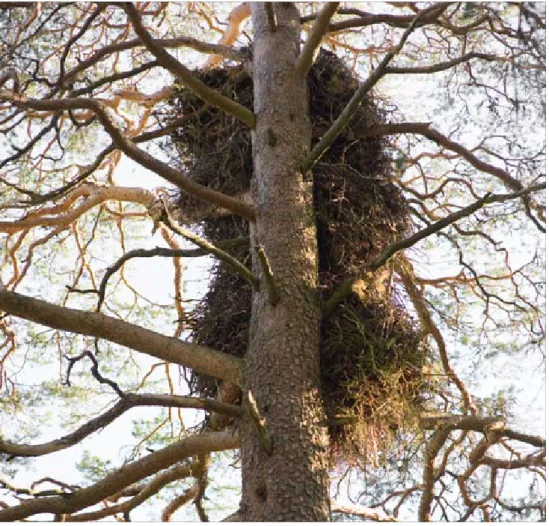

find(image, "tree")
[0,2,545,521]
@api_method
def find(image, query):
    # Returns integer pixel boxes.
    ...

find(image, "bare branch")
[68,463,193,522]
[0,288,242,385]
[302,5,446,173]
[331,501,400,521]
[0,92,256,220]
[0,68,20,93]
[323,183,545,316]
[97,238,248,309]
[157,200,259,290]
[420,414,546,449]
[254,245,280,305]
[295,2,340,79]
[385,52,500,75]
[365,122,531,193]
[265,4,277,32]
[0,431,239,521]
[122,3,255,128]
[246,390,273,455]
[0,393,242,459]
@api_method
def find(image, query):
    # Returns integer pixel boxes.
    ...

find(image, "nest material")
[166,50,430,461]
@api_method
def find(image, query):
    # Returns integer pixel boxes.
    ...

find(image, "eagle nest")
[161,50,433,463]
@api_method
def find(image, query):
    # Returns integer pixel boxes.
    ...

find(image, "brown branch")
[0,288,242,385]
[158,201,259,290]
[265,4,277,32]
[331,501,400,521]
[318,6,449,32]
[0,68,20,94]
[162,483,199,521]
[68,463,193,521]
[302,5,445,173]
[295,2,340,79]
[0,431,239,521]
[254,245,280,305]
[365,122,527,193]
[122,3,255,128]
[64,37,246,85]
[419,428,451,521]
[0,393,242,459]
[97,238,248,309]
[323,183,545,317]
[385,52,500,75]
[245,390,273,455]
[0,92,256,220]
[420,414,546,449]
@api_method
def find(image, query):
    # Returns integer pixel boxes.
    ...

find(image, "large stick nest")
[163,50,431,461]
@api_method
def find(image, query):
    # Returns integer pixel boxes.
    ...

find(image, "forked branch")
[122,3,255,128]
[0,431,239,521]
[323,183,545,316]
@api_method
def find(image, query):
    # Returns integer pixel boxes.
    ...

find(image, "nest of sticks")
[164,50,431,461]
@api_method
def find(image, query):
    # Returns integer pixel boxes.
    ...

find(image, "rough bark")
[240,3,330,521]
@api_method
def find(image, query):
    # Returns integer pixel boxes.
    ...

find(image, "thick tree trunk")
[240,3,330,521]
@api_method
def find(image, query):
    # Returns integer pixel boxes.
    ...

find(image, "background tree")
[0,2,545,521]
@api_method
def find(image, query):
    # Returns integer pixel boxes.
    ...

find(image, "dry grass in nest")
[164,50,430,460]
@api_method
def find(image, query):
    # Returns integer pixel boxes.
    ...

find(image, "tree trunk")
[240,3,330,521]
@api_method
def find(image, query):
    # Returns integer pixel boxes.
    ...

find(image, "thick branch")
[122,3,255,128]
[295,2,340,79]
[68,463,193,521]
[0,288,242,385]
[0,431,238,521]
[323,183,545,316]
[331,501,400,522]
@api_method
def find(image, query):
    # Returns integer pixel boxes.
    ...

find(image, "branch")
[63,37,246,85]
[331,501,400,522]
[364,122,528,193]
[0,92,256,220]
[204,3,252,68]
[0,185,154,234]
[68,463,193,521]
[295,2,340,79]
[162,482,199,521]
[302,5,444,173]
[420,414,546,449]
[0,288,242,385]
[65,350,125,398]
[385,51,500,75]
[0,68,19,93]
[0,394,242,459]
[323,183,545,316]
[245,390,273,455]
[97,238,248,309]
[320,5,450,32]
[254,245,280,305]
[265,4,277,32]
[158,201,259,290]
[0,431,238,521]
[122,3,255,128]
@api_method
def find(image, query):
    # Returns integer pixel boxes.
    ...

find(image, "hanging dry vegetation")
[163,50,432,461]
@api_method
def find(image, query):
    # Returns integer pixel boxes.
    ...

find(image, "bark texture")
[240,3,330,521]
